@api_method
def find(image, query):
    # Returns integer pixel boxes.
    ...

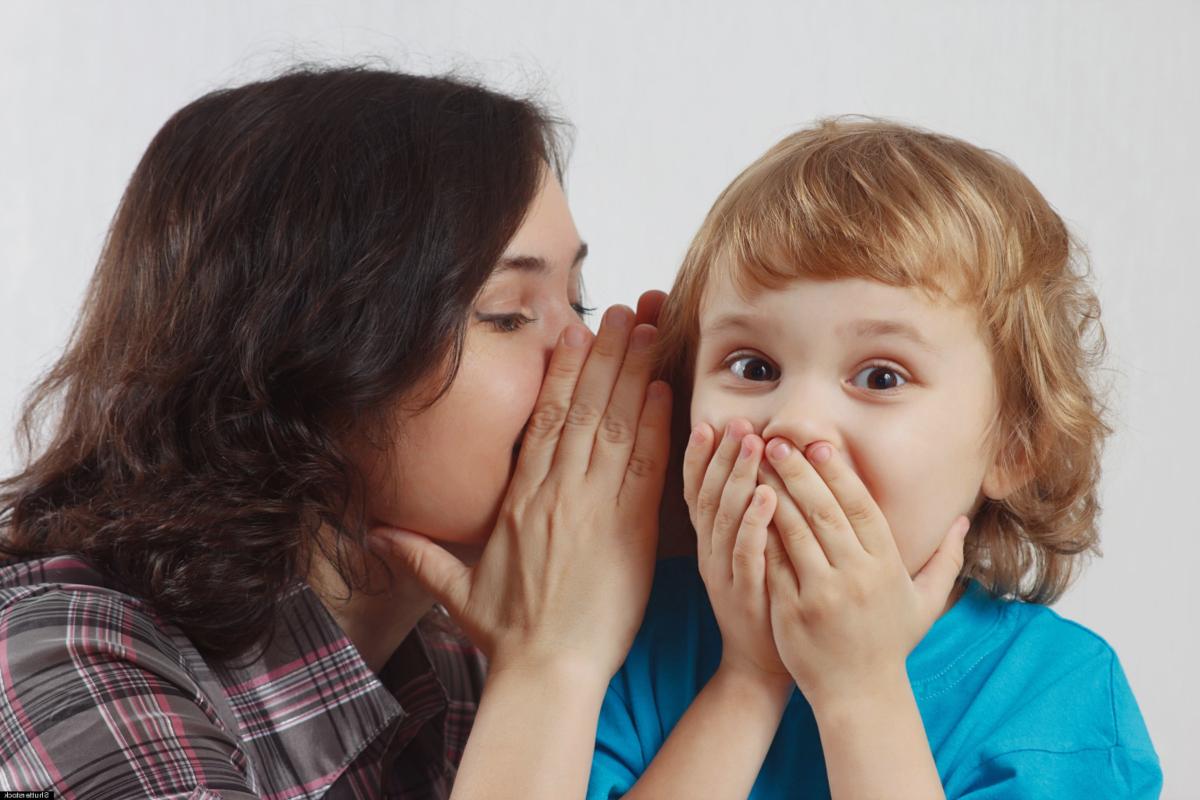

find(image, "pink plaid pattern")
[0,555,484,798]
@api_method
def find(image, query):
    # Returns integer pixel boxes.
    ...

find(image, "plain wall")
[2,1,1197,794]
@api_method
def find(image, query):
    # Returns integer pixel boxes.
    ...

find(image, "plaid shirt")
[0,555,485,799]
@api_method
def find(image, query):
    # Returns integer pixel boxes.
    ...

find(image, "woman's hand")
[683,419,791,690]
[757,438,969,712]
[370,291,671,685]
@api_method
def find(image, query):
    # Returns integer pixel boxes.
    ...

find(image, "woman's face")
[358,171,590,551]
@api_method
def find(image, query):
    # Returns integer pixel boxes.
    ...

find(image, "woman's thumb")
[369,528,470,616]
[912,515,970,620]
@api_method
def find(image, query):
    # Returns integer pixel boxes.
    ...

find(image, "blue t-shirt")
[589,558,1162,799]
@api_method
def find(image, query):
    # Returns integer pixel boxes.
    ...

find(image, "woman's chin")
[441,539,486,566]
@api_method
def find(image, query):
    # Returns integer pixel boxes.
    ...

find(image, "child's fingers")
[912,515,971,621]
[764,523,800,608]
[731,485,775,593]
[800,441,893,557]
[764,437,860,567]
[758,459,830,579]
[712,434,764,571]
[691,419,751,559]
[681,422,714,520]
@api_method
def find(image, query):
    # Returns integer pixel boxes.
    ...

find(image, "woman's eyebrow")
[496,242,589,274]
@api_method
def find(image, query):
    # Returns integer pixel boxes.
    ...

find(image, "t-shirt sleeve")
[0,588,261,799]
[956,745,1162,799]
[953,649,1162,799]
[587,676,645,799]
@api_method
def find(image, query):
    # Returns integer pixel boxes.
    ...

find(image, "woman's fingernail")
[605,306,632,331]
[767,440,792,460]
[807,443,832,464]
[630,325,656,350]
[565,325,588,347]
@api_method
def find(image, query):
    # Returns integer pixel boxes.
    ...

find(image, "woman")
[0,66,671,798]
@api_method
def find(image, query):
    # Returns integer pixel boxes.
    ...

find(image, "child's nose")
[759,388,840,456]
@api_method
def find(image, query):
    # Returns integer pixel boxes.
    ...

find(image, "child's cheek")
[855,423,986,575]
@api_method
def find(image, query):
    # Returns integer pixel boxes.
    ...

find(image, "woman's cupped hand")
[369,290,671,688]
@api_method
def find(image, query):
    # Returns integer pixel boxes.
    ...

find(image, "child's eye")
[479,313,536,333]
[726,355,779,382]
[850,364,908,391]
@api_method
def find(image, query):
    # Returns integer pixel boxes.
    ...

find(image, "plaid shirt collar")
[2,554,480,798]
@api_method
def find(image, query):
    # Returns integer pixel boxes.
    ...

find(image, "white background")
[2,1,1197,795]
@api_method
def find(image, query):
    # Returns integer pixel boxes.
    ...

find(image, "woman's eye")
[571,302,596,320]
[850,365,907,391]
[727,355,778,382]
[480,313,535,333]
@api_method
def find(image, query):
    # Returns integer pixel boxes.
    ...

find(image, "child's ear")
[981,441,1033,501]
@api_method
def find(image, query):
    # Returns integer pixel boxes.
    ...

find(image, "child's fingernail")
[690,424,706,444]
[807,443,832,464]
[767,440,792,460]
[739,437,754,460]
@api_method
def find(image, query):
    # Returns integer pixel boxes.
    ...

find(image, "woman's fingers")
[510,322,594,485]
[368,528,471,618]
[554,305,636,473]
[634,289,667,327]
[800,442,893,557]
[764,438,861,567]
[587,322,660,483]
[617,378,673,531]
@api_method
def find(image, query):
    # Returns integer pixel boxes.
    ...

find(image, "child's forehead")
[695,272,988,352]
[699,272,962,319]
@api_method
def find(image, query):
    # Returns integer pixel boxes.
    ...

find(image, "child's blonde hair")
[654,117,1110,604]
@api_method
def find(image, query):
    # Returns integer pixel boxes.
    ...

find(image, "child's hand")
[758,437,970,712]
[684,419,791,689]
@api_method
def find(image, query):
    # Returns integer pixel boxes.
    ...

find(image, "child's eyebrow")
[702,313,771,336]
[838,319,939,354]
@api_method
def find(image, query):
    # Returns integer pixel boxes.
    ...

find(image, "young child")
[588,119,1162,798]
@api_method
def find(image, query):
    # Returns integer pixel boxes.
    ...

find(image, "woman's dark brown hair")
[0,66,563,660]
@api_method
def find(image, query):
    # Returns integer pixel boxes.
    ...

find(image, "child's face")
[692,273,1008,575]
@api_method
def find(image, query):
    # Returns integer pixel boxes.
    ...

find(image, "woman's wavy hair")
[0,66,564,660]
[652,117,1110,604]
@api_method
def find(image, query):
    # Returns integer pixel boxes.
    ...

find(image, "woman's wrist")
[486,648,616,699]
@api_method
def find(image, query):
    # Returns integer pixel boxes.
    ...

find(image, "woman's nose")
[541,298,589,362]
